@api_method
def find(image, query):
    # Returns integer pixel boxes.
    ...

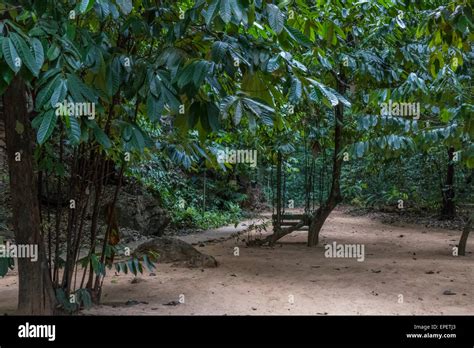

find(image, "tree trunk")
[0,101,9,230]
[0,103,6,166]
[272,152,283,244]
[3,76,57,314]
[458,215,471,256]
[441,147,456,219]
[307,72,346,247]
[258,71,347,247]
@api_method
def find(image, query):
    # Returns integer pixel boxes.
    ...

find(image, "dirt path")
[1,208,472,315]
[177,218,268,245]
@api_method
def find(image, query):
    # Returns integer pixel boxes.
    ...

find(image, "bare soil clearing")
[1,208,472,315]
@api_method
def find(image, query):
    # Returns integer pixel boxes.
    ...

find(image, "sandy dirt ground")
[1,208,473,315]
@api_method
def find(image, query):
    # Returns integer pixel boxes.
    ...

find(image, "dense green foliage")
[271,145,473,211]
[129,155,244,229]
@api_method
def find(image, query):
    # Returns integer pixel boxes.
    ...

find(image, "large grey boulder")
[133,237,218,268]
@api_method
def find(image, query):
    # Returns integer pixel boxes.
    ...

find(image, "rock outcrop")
[110,190,170,237]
